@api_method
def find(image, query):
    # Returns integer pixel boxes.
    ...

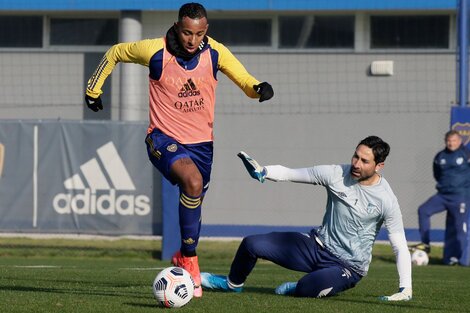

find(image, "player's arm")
[379,206,412,301]
[209,38,273,102]
[432,153,441,181]
[85,39,162,111]
[237,151,312,183]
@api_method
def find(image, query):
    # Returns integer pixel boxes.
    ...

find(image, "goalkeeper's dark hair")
[357,136,390,164]
[178,3,207,22]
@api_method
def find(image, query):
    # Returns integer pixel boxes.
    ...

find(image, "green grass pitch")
[0,237,468,313]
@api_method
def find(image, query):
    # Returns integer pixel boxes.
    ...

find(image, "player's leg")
[169,157,205,296]
[229,232,319,285]
[414,194,446,252]
[170,157,203,253]
[460,196,470,265]
[291,266,361,298]
[443,194,467,264]
[145,130,208,297]
[170,142,213,297]
[201,231,323,292]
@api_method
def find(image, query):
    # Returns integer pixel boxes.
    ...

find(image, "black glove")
[253,82,274,102]
[85,94,103,112]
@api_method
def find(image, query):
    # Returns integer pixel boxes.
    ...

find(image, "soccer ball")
[411,249,429,266]
[152,266,195,308]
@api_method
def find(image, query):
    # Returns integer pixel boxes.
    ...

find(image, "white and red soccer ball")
[152,266,195,308]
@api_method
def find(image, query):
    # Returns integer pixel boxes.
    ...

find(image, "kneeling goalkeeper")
[201,136,412,300]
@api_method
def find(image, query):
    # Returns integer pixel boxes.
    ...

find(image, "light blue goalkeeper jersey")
[309,164,405,276]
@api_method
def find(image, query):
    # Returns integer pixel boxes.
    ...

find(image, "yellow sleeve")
[86,38,164,98]
[208,37,261,99]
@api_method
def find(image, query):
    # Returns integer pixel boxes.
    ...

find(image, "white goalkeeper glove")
[379,287,412,301]
[237,151,267,183]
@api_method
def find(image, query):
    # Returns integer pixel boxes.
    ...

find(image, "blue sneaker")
[275,282,297,295]
[200,272,243,293]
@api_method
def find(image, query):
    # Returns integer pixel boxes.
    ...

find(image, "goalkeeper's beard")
[350,168,376,182]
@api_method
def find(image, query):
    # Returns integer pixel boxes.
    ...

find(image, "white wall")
[0,10,455,230]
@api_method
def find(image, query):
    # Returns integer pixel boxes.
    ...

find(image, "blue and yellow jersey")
[86,36,260,100]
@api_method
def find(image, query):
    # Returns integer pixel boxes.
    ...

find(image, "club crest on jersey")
[366,203,377,214]
[167,144,178,152]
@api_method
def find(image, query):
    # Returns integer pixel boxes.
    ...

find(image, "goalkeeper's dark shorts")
[145,128,213,195]
[229,231,362,298]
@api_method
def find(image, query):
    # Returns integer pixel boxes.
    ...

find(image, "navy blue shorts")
[229,231,362,298]
[145,129,213,194]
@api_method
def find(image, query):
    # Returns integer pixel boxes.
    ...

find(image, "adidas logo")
[52,142,150,216]
[178,78,200,98]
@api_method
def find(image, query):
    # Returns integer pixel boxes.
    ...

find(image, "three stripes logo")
[53,142,150,216]
[178,78,200,98]
[174,77,205,113]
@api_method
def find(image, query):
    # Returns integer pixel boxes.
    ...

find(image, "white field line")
[0,232,243,242]
[120,267,165,271]
[12,265,64,268]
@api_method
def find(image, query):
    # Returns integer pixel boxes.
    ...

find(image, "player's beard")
[350,167,376,182]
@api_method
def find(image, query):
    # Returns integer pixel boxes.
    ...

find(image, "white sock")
[227,277,244,289]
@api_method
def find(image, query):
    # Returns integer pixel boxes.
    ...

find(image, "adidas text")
[53,189,151,216]
[178,90,200,97]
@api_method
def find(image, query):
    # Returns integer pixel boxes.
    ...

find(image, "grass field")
[0,237,468,313]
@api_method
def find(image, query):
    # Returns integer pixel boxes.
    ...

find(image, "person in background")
[201,136,412,301]
[410,130,470,265]
[84,2,274,297]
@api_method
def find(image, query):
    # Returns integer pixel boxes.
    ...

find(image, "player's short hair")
[445,130,461,140]
[178,3,207,22]
[357,136,390,164]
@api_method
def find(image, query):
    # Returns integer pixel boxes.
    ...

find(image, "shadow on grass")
[124,302,160,309]
[372,255,395,263]
[201,286,274,296]
[374,254,448,266]
[152,250,161,259]
[0,284,148,298]
[329,295,447,311]
[0,274,149,288]
[0,244,162,260]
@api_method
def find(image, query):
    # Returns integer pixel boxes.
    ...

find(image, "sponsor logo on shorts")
[341,268,352,279]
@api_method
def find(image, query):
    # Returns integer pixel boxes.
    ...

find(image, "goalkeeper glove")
[253,82,274,102]
[379,287,412,301]
[85,94,103,112]
[237,151,267,183]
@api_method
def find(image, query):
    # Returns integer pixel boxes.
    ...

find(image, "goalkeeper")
[201,136,412,301]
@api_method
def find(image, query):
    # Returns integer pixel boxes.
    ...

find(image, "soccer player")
[84,2,274,298]
[201,136,412,301]
[410,130,470,264]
